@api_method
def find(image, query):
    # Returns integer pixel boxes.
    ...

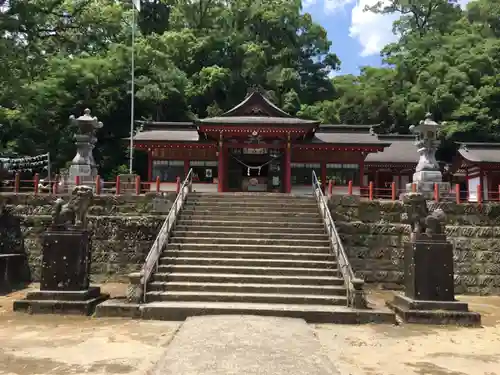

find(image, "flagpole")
[129,4,136,174]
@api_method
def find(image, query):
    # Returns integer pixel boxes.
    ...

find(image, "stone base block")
[386,294,481,326]
[405,181,450,199]
[13,286,109,316]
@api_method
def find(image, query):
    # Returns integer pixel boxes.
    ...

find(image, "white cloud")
[349,0,398,57]
[304,0,474,57]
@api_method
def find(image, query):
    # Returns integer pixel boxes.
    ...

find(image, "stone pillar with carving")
[406,113,450,198]
[68,108,103,186]
[13,186,109,315]
[386,192,481,325]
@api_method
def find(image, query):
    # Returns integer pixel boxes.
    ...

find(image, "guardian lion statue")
[401,192,446,237]
[51,185,93,229]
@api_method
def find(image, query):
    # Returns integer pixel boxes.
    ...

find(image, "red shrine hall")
[131,91,396,193]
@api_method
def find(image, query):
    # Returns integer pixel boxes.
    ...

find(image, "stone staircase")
[96,192,395,323]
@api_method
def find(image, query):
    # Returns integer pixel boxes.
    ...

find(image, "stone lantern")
[406,113,449,197]
[68,108,103,186]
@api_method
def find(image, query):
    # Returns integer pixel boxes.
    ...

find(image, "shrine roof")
[221,91,292,118]
[196,116,318,125]
[132,129,199,142]
[311,126,390,147]
[197,91,319,126]
[457,142,500,163]
[365,134,418,163]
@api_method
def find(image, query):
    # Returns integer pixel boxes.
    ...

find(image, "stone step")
[151,272,345,286]
[173,226,327,235]
[134,301,396,324]
[180,210,320,220]
[175,220,325,229]
[162,250,334,261]
[145,291,347,306]
[172,230,328,240]
[179,213,322,223]
[169,236,330,247]
[158,257,336,269]
[154,265,338,277]
[188,193,314,201]
[96,300,396,324]
[147,281,346,296]
[182,204,319,214]
[185,200,319,210]
[165,243,331,253]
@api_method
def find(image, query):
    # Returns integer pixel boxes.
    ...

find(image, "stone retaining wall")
[2,194,172,282]
[3,193,500,294]
[329,196,500,295]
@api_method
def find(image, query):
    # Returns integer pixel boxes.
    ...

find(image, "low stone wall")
[2,194,173,282]
[330,196,500,295]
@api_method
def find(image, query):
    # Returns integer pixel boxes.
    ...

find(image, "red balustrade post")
[347,180,353,195]
[411,183,416,193]
[33,173,40,195]
[477,184,483,204]
[328,180,333,197]
[433,183,440,202]
[391,182,396,201]
[368,181,374,201]
[115,176,121,195]
[14,173,20,194]
[176,176,181,194]
[135,175,141,195]
[156,176,161,193]
[75,175,80,186]
[455,184,460,204]
[95,175,101,195]
[498,184,500,201]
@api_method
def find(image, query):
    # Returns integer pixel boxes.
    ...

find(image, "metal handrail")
[141,169,193,301]
[312,171,365,308]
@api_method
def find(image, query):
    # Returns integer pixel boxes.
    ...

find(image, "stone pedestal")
[387,237,481,326]
[13,229,108,315]
[406,171,450,199]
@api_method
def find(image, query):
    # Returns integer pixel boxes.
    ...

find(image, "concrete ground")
[0,283,499,375]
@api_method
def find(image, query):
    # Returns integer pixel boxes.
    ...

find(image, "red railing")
[0,173,182,195]
[2,173,500,203]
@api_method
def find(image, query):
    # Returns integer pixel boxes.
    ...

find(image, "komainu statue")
[51,185,93,229]
[402,192,446,238]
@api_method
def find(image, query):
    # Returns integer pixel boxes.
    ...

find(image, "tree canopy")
[0,0,499,178]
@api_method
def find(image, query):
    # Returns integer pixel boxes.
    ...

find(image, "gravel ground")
[1,284,499,375]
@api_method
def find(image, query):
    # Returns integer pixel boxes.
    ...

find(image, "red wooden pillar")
[321,162,327,193]
[284,138,291,193]
[217,137,224,192]
[359,159,365,188]
[147,149,153,181]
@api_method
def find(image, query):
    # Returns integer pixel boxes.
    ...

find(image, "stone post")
[13,186,109,315]
[386,192,481,325]
[406,113,450,198]
[68,108,103,187]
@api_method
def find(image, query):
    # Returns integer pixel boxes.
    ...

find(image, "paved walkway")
[150,315,340,375]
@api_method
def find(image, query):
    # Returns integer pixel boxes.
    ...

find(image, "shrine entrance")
[227,146,284,192]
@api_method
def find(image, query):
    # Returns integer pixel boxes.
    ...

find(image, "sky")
[304,0,472,76]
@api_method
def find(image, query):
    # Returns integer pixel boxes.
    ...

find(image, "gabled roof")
[365,134,418,164]
[197,91,319,127]
[221,91,292,118]
[457,142,500,163]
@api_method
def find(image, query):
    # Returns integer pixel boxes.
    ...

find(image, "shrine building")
[131,91,400,193]
[131,90,500,197]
